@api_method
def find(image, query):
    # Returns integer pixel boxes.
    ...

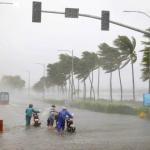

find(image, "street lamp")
[57,50,74,102]
[123,11,150,19]
[35,63,46,100]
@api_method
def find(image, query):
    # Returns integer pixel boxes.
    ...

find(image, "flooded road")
[0,98,150,150]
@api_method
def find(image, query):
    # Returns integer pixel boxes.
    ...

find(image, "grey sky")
[0,0,150,89]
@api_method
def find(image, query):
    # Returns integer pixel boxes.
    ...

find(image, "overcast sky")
[0,0,150,90]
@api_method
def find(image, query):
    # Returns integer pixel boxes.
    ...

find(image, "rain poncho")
[57,109,73,132]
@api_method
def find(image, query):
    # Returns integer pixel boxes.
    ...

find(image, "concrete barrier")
[0,120,3,132]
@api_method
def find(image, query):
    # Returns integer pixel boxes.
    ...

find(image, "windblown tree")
[114,36,137,101]
[74,58,90,100]
[141,28,150,93]
[33,77,45,93]
[0,75,25,90]
[96,55,103,100]
[81,51,98,100]
[58,54,80,98]
[98,43,123,101]
[47,62,67,95]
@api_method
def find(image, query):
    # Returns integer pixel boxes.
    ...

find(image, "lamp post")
[36,63,46,100]
[58,50,74,102]
[123,11,150,19]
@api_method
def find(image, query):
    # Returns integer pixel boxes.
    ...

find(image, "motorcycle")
[33,113,41,127]
[66,118,76,133]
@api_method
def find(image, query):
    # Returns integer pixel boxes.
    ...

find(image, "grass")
[44,98,150,118]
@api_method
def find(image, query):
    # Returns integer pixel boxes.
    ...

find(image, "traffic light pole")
[42,10,150,36]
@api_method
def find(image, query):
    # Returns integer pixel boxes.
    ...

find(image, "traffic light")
[101,11,110,31]
[32,1,42,23]
[65,8,79,18]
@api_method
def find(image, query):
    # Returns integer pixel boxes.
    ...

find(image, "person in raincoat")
[47,104,58,129]
[57,107,73,135]
[25,104,40,126]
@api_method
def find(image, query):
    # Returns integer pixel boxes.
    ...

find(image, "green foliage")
[70,100,137,115]
[141,28,150,82]
[0,75,25,90]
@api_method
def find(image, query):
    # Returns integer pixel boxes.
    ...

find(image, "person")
[25,104,40,126]
[47,105,58,129]
[56,107,73,135]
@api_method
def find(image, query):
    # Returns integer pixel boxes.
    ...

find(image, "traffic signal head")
[32,1,42,23]
[101,11,110,31]
[65,8,79,18]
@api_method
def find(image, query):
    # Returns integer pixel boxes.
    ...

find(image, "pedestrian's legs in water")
[26,116,31,126]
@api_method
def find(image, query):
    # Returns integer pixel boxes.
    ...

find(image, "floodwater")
[0,97,150,150]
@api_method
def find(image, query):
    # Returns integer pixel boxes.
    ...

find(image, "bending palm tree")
[141,28,150,93]
[114,36,137,101]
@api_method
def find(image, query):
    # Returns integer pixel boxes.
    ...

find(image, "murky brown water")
[0,98,150,150]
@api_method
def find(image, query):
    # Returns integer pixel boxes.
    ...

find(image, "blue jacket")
[58,110,73,122]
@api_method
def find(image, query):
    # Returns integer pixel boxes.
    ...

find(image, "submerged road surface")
[0,97,150,150]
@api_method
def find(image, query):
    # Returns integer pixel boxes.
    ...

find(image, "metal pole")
[0,2,13,5]
[71,50,74,101]
[123,11,150,18]
[41,10,150,36]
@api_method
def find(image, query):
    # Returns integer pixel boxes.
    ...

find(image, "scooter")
[66,118,76,133]
[33,113,41,127]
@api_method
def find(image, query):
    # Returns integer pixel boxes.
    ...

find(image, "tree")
[114,36,137,101]
[98,43,123,101]
[0,75,25,90]
[33,77,45,93]
[74,58,89,100]
[81,51,98,100]
[141,28,150,93]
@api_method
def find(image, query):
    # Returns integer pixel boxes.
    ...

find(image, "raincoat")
[57,109,73,133]
[25,107,40,126]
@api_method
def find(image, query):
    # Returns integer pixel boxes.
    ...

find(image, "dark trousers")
[26,115,31,126]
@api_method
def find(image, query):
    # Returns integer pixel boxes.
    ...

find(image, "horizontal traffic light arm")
[41,10,150,36]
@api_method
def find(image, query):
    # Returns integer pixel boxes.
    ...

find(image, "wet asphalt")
[0,97,150,150]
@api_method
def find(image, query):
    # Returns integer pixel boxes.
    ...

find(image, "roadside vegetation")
[44,98,150,119]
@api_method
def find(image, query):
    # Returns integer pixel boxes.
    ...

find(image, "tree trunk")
[131,62,135,101]
[97,67,100,100]
[91,70,95,100]
[83,80,86,100]
[89,74,92,100]
[89,73,95,101]
[110,72,113,102]
[77,78,80,99]
[73,76,76,98]
[118,68,123,101]
[69,78,71,100]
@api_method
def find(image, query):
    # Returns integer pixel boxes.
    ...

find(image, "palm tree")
[141,28,150,93]
[74,58,89,100]
[81,51,98,100]
[96,57,102,100]
[114,36,137,101]
[98,43,123,101]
